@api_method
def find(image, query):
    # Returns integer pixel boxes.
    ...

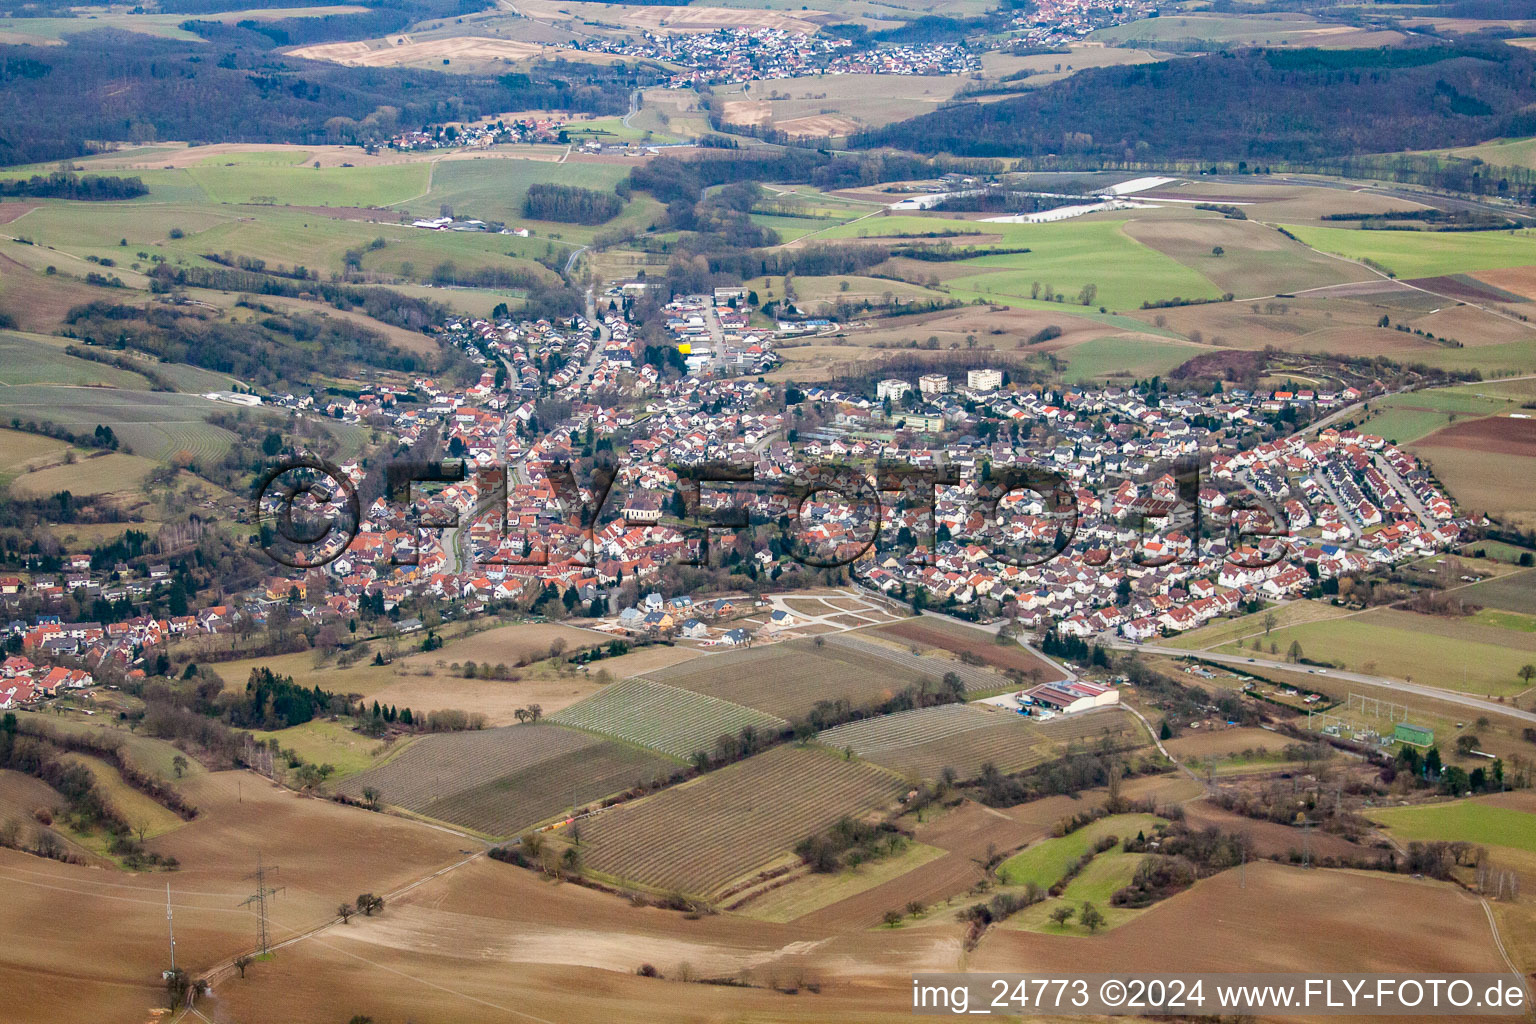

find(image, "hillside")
[853,44,1536,163]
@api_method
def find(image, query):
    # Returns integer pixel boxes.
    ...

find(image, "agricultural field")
[548,677,787,759]
[641,638,929,719]
[714,74,969,132]
[1004,851,1151,935]
[1366,794,1536,855]
[1057,334,1208,382]
[997,812,1164,888]
[0,332,147,388]
[6,451,162,498]
[402,157,638,239]
[930,218,1229,313]
[252,719,406,779]
[1121,214,1375,297]
[183,156,429,208]
[337,722,675,835]
[0,427,69,485]
[1353,385,1536,444]
[1210,606,1536,696]
[871,618,1063,681]
[406,620,604,667]
[1281,224,1536,281]
[58,753,187,842]
[820,633,1019,694]
[1092,13,1404,48]
[1457,569,1536,617]
[819,703,1054,779]
[0,384,236,465]
[415,739,676,836]
[1164,600,1350,651]
[0,770,62,823]
[574,743,904,896]
[973,860,1512,976]
[733,840,948,923]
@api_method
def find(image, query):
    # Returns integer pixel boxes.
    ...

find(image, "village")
[0,273,1471,715]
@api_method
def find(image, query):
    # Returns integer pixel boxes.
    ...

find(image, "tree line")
[0,172,147,200]
[63,300,424,388]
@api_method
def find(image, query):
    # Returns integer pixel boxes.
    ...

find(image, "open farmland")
[1457,569,1536,616]
[998,812,1164,888]
[872,617,1066,681]
[819,703,1053,778]
[1411,444,1536,529]
[417,741,675,836]
[338,723,674,835]
[575,744,903,896]
[287,36,546,67]
[7,451,162,498]
[1122,215,1375,297]
[0,332,148,388]
[642,638,928,719]
[936,218,1227,312]
[1211,607,1536,696]
[0,385,235,464]
[1282,224,1536,280]
[549,677,786,759]
[1004,851,1152,935]
[821,633,1017,693]
[1367,794,1536,854]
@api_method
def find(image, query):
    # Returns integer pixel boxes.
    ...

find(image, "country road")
[1111,642,1536,725]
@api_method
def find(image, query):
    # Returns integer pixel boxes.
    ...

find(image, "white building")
[876,378,911,402]
[1020,680,1119,715]
[967,368,1003,392]
[918,373,950,397]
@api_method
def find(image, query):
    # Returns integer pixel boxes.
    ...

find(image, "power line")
[240,854,284,956]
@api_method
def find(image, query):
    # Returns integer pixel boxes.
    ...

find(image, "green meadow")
[821,217,1228,311]
[1368,801,1536,854]
[1282,224,1536,280]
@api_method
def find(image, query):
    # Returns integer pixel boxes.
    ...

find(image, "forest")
[0,173,147,200]
[853,43,1536,163]
[180,0,491,49]
[0,32,640,166]
[523,183,624,225]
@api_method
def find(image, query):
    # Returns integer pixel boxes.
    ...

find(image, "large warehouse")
[1020,680,1120,715]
